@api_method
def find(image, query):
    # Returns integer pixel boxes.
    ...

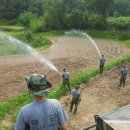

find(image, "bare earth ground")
[60,62,130,130]
[0,36,130,129]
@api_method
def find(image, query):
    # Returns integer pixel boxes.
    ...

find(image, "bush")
[29,17,47,32]
[28,37,51,48]
[118,31,130,40]
[64,10,88,29]
[18,11,36,27]
[108,17,130,30]
[88,15,108,30]
[24,31,33,42]
[113,11,120,17]
[0,20,8,25]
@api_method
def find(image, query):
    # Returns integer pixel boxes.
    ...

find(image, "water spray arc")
[65,29,101,58]
[0,32,61,75]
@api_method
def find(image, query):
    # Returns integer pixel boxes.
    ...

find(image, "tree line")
[0,0,130,31]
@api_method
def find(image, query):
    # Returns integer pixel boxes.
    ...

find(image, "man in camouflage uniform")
[69,85,81,114]
[119,65,128,87]
[14,73,69,130]
[99,55,106,74]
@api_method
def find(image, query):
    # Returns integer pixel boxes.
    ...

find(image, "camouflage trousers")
[63,78,71,93]
[70,98,79,114]
[120,76,126,87]
[100,64,104,74]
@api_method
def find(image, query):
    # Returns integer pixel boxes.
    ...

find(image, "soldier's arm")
[59,123,68,130]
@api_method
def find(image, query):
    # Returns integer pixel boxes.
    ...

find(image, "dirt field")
[0,36,130,129]
[60,62,130,130]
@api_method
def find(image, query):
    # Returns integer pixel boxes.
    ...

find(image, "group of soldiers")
[99,54,128,87]
[62,55,128,115]
[14,55,128,130]
[61,67,81,114]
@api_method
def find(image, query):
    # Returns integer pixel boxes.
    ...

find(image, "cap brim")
[25,76,31,81]
[25,75,52,96]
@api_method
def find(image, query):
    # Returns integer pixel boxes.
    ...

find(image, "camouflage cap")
[25,74,52,96]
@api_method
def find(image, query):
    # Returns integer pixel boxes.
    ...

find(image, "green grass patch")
[0,125,11,130]
[0,40,29,56]
[28,37,52,50]
[0,32,52,56]
[7,31,25,37]
[123,40,130,47]
[34,30,64,37]
[0,25,25,32]
[0,92,30,120]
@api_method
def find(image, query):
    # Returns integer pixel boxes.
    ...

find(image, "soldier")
[62,68,71,94]
[99,55,106,74]
[14,73,69,130]
[69,85,81,114]
[119,65,128,87]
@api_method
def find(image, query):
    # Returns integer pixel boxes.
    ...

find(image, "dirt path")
[60,62,130,130]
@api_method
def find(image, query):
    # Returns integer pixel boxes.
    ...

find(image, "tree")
[110,0,130,16]
[0,0,29,20]
[62,0,85,13]
[44,0,64,29]
[95,0,114,19]
[28,0,45,16]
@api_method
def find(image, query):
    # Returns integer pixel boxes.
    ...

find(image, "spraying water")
[0,32,61,75]
[65,29,101,58]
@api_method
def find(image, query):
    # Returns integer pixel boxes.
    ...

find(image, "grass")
[122,40,130,47]
[34,30,64,37]
[0,92,30,120]
[86,30,130,40]
[1,25,130,56]
[0,32,52,56]
[0,25,25,32]
[0,40,30,56]
[0,55,130,124]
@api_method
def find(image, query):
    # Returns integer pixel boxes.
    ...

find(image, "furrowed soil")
[0,36,130,129]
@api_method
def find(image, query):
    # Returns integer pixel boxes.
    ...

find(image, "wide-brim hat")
[25,74,52,96]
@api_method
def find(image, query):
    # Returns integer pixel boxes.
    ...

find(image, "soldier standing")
[69,85,81,114]
[119,65,128,87]
[99,55,106,74]
[62,68,71,94]
[14,73,69,130]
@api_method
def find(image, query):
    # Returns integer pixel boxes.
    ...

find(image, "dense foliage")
[0,0,130,31]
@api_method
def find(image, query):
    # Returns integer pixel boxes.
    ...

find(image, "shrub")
[108,17,130,30]
[88,15,108,30]
[113,11,120,17]
[29,17,47,32]
[64,10,87,29]
[18,11,36,27]
[24,31,33,42]
[28,37,51,48]
[118,31,130,40]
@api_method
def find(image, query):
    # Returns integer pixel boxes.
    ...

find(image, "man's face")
[123,66,126,69]
[102,55,104,58]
